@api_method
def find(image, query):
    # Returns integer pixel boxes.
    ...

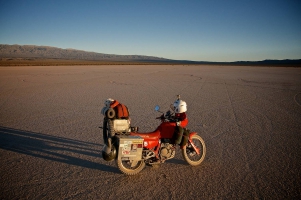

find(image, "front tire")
[116,159,146,175]
[182,134,206,166]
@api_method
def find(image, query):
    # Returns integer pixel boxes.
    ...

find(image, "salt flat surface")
[0,65,301,199]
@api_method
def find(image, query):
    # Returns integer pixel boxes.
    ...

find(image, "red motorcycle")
[101,98,206,175]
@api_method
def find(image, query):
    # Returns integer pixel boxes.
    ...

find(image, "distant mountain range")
[0,44,170,62]
[1,44,300,66]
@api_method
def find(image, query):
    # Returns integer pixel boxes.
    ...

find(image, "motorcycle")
[100,98,206,175]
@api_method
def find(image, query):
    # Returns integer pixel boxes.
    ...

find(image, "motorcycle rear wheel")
[182,134,206,166]
[116,159,146,175]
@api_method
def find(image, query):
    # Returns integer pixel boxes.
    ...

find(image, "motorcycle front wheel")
[116,159,146,175]
[182,134,206,166]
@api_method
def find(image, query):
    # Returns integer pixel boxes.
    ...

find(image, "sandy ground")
[0,65,301,199]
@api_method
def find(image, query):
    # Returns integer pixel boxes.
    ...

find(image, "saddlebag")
[174,126,184,145]
[117,135,143,161]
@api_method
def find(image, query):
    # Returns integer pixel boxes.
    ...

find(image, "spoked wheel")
[102,118,118,161]
[182,134,206,166]
[116,159,146,175]
[103,118,115,140]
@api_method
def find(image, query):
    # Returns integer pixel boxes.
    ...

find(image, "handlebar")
[156,110,176,122]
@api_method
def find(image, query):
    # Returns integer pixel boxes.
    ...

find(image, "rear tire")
[182,134,206,166]
[116,159,146,175]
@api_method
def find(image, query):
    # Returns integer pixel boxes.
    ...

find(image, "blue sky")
[1,0,300,61]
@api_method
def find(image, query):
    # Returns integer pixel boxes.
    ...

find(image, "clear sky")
[1,0,301,62]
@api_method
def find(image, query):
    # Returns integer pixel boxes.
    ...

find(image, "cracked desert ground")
[1,65,301,199]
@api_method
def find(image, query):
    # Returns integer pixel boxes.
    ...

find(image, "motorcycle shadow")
[165,158,187,165]
[0,126,118,174]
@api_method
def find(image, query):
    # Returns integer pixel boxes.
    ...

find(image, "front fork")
[181,132,200,155]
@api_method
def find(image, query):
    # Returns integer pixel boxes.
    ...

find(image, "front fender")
[188,132,197,139]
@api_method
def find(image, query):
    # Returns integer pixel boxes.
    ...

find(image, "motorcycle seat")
[130,130,160,140]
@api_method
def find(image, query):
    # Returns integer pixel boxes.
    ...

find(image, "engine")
[141,142,176,165]
[159,143,175,161]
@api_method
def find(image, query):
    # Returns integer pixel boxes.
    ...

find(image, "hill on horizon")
[0,44,300,66]
[0,44,171,62]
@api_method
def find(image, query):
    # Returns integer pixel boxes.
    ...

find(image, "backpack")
[114,103,129,119]
[107,100,129,119]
